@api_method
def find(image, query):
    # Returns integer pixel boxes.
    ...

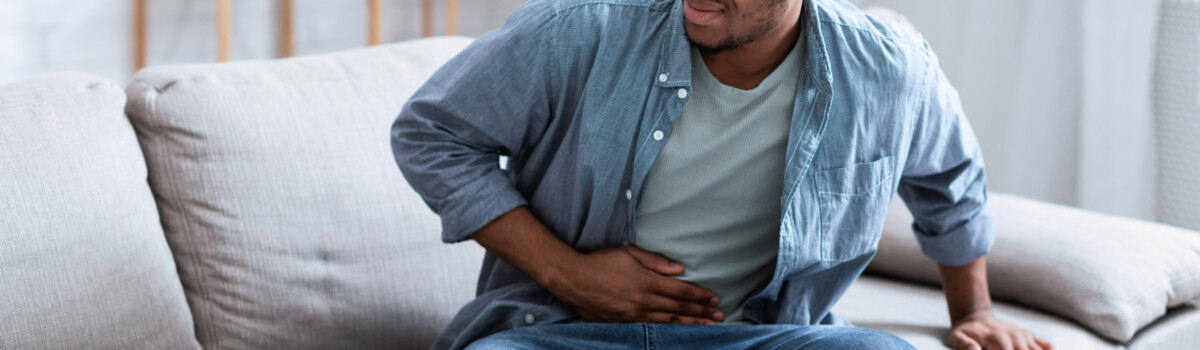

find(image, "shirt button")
[677,88,688,99]
[524,313,536,325]
[658,73,668,82]
[625,189,632,200]
[652,130,664,141]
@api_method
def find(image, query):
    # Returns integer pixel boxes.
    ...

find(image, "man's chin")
[685,29,726,53]
[687,36,733,55]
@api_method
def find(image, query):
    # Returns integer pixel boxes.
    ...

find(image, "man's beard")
[689,0,790,55]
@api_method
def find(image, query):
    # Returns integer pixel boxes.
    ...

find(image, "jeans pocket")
[815,156,894,262]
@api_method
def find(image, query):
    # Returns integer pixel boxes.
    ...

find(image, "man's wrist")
[937,256,995,327]
[469,206,584,293]
[529,248,582,292]
[950,305,995,327]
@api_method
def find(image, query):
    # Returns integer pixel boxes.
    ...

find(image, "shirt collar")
[656,0,833,95]
[656,1,693,87]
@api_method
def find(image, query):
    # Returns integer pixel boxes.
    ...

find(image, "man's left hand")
[946,310,1053,350]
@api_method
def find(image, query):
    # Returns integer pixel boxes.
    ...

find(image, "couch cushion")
[834,275,1122,349]
[1126,301,1200,350]
[0,73,199,349]
[868,193,1200,342]
[124,37,484,349]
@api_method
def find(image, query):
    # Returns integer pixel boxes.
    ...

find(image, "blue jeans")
[465,323,916,350]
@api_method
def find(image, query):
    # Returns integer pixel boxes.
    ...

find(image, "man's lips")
[684,0,725,25]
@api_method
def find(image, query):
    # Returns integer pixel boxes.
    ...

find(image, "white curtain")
[856,0,1161,220]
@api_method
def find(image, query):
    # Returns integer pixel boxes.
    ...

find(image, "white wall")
[857,0,1161,221]
[0,0,527,84]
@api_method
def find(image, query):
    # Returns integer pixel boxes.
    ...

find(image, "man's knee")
[814,327,915,350]
[778,326,914,350]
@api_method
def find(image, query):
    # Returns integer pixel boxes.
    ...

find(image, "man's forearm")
[470,206,580,289]
[937,255,994,325]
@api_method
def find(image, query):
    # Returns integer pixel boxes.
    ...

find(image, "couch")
[2,36,1199,350]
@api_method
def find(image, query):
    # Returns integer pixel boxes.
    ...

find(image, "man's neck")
[699,3,804,90]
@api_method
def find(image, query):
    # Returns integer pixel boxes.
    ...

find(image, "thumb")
[622,245,684,275]
[946,330,981,350]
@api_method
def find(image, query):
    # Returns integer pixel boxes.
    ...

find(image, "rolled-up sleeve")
[898,43,994,267]
[391,0,557,243]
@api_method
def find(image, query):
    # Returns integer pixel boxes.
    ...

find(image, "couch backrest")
[124,37,485,349]
[0,73,200,349]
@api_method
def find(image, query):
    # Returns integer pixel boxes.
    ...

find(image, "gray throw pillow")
[124,37,485,349]
[868,193,1200,342]
[0,73,199,349]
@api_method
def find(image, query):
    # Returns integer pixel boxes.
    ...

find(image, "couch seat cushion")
[834,275,1122,349]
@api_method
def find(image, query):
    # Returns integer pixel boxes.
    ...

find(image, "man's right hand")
[470,207,723,325]
[545,245,725,325]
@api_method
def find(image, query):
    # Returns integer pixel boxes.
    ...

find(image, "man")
[392,0,1054,348]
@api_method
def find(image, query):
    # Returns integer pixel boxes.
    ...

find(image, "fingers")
[989,334,1014,350]
[622,245,685,275]
[651,276,720,307]
[1024,334,1047,350]
[1010,334,1030,350]
[945,330,981,350]
[1010,330,1047,350]
[642,294,723,323]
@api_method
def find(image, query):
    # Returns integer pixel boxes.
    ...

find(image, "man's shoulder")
[811,0,935,90]
[499,0,674,46]
[811,0,927,49]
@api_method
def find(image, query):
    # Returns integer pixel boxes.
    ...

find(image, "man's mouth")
[684,0,725,26]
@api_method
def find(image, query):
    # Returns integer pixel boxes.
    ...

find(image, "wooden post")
[133,0,147,70]
[279,0,293,57]
[368,0,382,45]
[421,0,433,37]
[216,0,232,61]
[446,0,458,35]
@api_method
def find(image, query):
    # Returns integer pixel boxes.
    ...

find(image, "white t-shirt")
[635,37,805,324]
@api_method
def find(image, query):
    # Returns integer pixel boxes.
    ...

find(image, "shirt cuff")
[437,170,528,243]
[913,209,995,267]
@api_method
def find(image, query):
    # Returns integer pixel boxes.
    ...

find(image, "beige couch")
[2,37,1198,350]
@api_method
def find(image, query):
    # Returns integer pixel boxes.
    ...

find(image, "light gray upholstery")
[834,275,1124,349]
[0,73,199,349]
[835,276,1200,350]
[868,194,1200,342]
[124,37,485,349]
[1127,302,1200,350]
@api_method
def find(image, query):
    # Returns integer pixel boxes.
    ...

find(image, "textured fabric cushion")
[868,193,1200,342]
[124,37,484,349]
[834,275,1123,349]
[0,73,199,349]
[837,276,1200,350]
[1126,301,1200,350]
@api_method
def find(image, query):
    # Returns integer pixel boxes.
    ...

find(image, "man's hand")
[545,245,725,325]
[938,256,1053,350]
[946,309,1053,350]
[469,207,722,325]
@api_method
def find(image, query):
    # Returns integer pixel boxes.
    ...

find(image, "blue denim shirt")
[391,0,993,349]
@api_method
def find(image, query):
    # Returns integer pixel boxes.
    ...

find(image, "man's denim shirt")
[391,0,994,348]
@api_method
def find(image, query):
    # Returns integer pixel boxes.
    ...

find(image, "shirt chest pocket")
[814,156,895,262]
